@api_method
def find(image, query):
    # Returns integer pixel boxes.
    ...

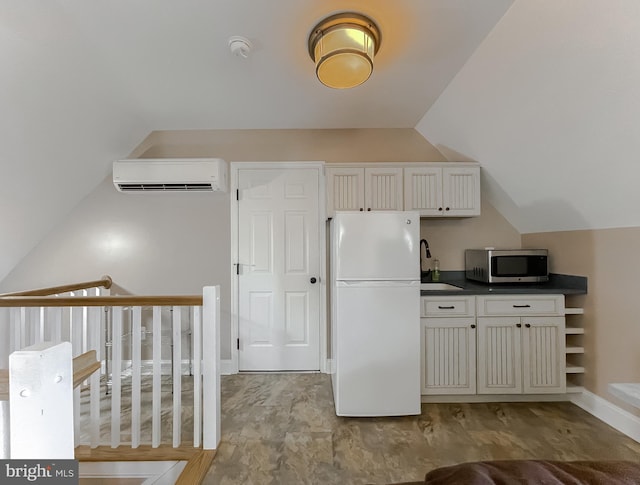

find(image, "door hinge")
[237,338,240,350]
[236,189,239,201]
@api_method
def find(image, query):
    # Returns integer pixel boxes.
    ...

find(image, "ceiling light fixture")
[308,12,381,89]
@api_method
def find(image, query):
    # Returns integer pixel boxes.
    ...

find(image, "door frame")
[230,161,327,374]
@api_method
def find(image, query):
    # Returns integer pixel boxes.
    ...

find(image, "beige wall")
[523,227,640,417]
[134,128,448,163]
[421,196,521,271]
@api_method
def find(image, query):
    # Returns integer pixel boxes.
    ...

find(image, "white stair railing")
[0,284,220,456]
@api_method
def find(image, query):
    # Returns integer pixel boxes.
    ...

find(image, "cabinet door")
[403,166,442,216]
[442,167,481,216]
[522,316,566,394]
[477,317,522,394]
[422,318,476,394]
[326,167,365,216]
[364,167,403,211]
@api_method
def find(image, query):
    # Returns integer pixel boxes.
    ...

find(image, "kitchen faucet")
[420,239,431,275]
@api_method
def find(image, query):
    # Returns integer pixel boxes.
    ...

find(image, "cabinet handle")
[513,304,531,308]
[445,207,450,211]
[470,324,476,329]
[367,208,371,211]
[516,323,522,328]
[359,208,364,211]
[525,323,531,328]
[438,305,455,310]
[438,207,443,211]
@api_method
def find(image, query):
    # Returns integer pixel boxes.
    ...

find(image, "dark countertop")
[420,271,587,296]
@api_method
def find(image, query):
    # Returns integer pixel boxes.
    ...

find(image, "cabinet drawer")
[477,295,564,316]
[421,297,475,317]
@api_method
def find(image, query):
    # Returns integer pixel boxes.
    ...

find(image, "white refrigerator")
[330,211,421,417]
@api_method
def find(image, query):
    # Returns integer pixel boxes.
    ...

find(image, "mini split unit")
[113,158,228,192]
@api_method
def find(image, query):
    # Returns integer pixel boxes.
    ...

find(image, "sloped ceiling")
[0,0,513,283]
[416,0,640,234]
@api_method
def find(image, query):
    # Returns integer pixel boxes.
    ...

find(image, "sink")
[420,283,463,291]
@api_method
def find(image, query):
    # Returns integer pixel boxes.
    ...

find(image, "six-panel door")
[237,168,321,371]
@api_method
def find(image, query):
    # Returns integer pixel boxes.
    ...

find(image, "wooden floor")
[204,373,640,484]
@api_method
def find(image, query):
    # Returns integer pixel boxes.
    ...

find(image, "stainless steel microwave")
[465,249,549,283]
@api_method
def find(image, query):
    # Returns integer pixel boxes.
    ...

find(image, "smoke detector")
[228,36,252,58]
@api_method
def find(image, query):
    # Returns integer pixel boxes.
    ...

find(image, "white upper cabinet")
[404,165,481,217]
[364,167,403,212]
[326,167,365,213]
[326,166,402,216]
[327,162,481,218]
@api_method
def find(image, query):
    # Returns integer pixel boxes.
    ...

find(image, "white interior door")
[237,167,321,371]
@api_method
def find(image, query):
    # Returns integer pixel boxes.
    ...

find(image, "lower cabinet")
[421,317,476,394]
[420,296,476,395]
[476,316,566,394]
[421,294,567,397]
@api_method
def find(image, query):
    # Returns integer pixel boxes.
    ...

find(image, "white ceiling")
[0,0,514,282]
[54,0,514,129]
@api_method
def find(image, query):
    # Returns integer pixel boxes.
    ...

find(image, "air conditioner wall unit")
[113,158,228,192]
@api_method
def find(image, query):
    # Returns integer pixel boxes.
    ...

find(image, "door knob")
[310,277,317,284]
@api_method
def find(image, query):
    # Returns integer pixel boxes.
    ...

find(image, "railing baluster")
[71,306,83,358]
[82,290,89,355]
[38,307,45,343]
[172,306,182,448]
[0,309,7,369]
[71,305,83,446]
[89,306,102,448]
[10,307,21,353]
[111,307,122,448]
[49,307,62,344]
[152,306,162,448]
[28,307,38,346]
[203,286,220,449]
[19,307,27,349]
[192,305,202,448]
[131,306,142,448]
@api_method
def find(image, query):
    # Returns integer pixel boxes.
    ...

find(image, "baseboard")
[571,389,640,443]
[220,359,235,375]
[422,393,571,403]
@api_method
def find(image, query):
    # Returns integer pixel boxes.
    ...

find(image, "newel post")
[9,341,74,459]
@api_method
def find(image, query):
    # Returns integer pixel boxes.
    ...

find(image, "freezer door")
[333,212,420,281]
[332,281,420,416]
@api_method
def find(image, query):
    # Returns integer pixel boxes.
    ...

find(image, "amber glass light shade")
[308,13,381,89]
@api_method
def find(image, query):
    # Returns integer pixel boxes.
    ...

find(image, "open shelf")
[564,305,584,394]
[565,307,584,315]
[566,346,585,354]
[566,366,585,374]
